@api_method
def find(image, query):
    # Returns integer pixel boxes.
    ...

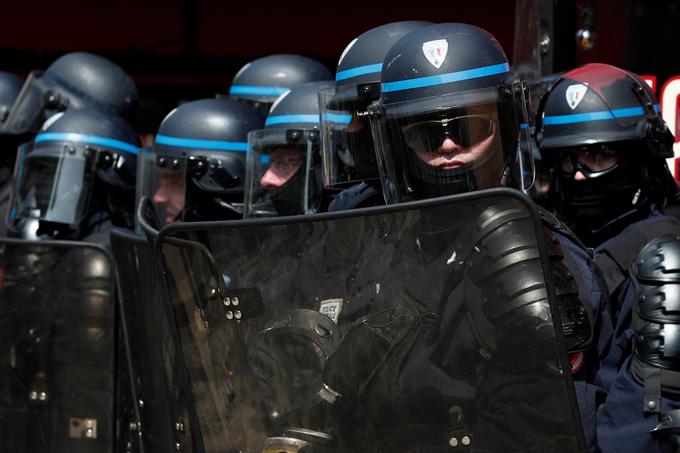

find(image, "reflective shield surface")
[0,238,115,452]
[156,188,585,453]
[111,230,196,453]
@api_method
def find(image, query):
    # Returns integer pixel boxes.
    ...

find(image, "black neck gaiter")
[559,160,645,247]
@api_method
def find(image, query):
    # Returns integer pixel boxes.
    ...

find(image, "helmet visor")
[245,128,319,218]
[370,81,534,203]
[2,72,54,135]
[143,148,188,226]
[9,141,97,226]
[319,87,379,189]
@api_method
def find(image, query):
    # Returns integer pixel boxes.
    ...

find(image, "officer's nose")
[153,187,168,204]
[574,170,587,181]
[260,169,284,189]
[439,136,463,153]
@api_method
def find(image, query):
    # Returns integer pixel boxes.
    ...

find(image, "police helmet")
[3,52,139,134]
[245,80,334,217]
[319,21,432,190]
[149,98,264,223]
[229,55,332,115]
[9,108,141,237]
[368,23,534,203]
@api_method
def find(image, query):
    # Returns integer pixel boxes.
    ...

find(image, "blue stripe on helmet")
[229,85,291,97]
[260,155,270,165]
[335,63,383,82]
[265,114,320,126]
[381,62,511,93]
[35,132,139,154]
[543,106,647,126]
[654,104,661,113]
[322,113,353,125]
[155,134,248,152]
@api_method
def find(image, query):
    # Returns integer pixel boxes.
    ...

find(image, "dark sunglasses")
[558,144,619,179]
[401,115,495,152]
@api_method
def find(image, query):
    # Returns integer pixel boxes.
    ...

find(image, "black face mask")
[557,159,643,246]
[347,128,379,180]
[269,165,321,216]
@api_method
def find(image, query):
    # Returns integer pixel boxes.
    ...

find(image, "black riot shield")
[0,238,115,452]
[111,230,196,453]
[154,188,586,453]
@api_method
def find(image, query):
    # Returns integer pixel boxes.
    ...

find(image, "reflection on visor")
[152,167,186,225]
[260,148,305,189]
[558,144,619,178]
[18,156,59,213]
[401,115,494,152]
[13,149,94,225]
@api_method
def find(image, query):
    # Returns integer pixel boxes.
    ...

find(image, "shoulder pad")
[634,234,680,325]
[596,215,680,292]
[634,234,680,284]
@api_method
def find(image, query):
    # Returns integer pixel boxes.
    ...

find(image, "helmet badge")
[422,39,448,69]
[566,84,588,110]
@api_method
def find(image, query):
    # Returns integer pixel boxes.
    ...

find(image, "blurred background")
[2,0,679,142]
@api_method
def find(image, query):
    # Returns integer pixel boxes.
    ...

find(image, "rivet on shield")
[449,437,459,447]
[232,297,239,306]
[223,297,231,306]
[226,311,234,320]
[234,310,242,320]
[138,399,144,408]
[29,391,37,401]
[315,324,332,338]
[38,391,47,401]
[462,436,471,446]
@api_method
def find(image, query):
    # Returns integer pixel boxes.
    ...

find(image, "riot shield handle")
[137,196,162,241]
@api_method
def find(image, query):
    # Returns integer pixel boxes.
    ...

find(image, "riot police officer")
[2,52,139,135]
[244,81,334,217]
[535,63,680,453]
[318,21,431,211]
[366,22,610,451]
[0,107,137,451]
[229,55,332,117]
[147,98,264,223]
[7,108,141,241]
[535,63,679,248]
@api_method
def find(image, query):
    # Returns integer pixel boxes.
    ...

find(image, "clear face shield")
[141,143,251,225]
[8,140,98,228]
[134,146,162,231]
[139,149,188,226]
[319,86,381,190]
[2,71,66,135]
[369,81,535,203]
[244,128,321,218]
